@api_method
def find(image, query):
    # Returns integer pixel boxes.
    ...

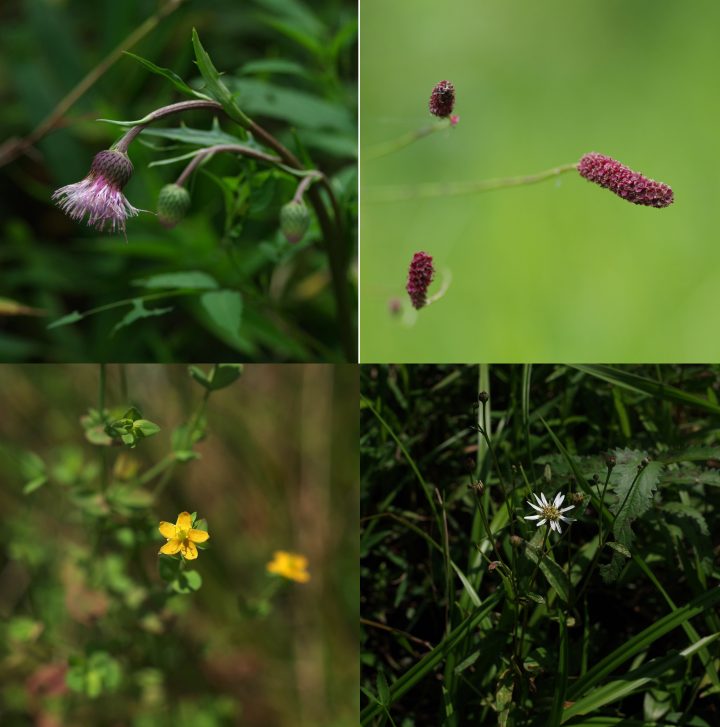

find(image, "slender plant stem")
[0,0,186,167]
[368,163,579,203]
[174,144,283,186]
[98,363,108,493]
[366,118,454,159]
[516,527,550,664]
[292,173,321,204]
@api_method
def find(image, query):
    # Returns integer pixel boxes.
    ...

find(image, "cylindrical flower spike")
[429,80,455,118]
[577,152,673,208]
[52,149,139,233]
[280,200,310,244]
[406,251,434,309]
[157,184,191,229]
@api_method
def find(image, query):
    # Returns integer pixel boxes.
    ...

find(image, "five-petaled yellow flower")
[266,550,310,583]
[158,511,209,560]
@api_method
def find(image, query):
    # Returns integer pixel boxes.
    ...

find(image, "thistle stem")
[368,163,579,203]
[174,144,283,187]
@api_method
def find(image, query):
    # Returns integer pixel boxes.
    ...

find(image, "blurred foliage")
[0,0,357,362]
[361,365,720,725]
[0,363,359,726]
[361,1,720,361]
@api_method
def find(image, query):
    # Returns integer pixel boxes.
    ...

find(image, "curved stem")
[174,144,282,186]
[113,100,225,152]
[368,163,579,203]
[292,173,320,204]
[366,118,454,160]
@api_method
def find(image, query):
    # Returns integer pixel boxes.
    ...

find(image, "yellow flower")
[158,511,209,560]
[266,550,310,583]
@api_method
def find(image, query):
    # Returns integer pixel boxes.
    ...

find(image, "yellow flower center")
[542,505,560,521]
[176,527,189,542]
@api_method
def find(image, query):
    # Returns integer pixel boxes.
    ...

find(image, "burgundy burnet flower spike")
[577,152,673,208]
[52,149,139,234]
[406,251,434,309]
[429,80,455,119]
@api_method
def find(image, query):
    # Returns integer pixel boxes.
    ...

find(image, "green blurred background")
[0,364,358,726]
[0,0,357,362]
[360,0,720,362]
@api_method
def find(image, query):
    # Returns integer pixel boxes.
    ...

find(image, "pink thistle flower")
[577,152,674,208]
[406,251,434,309]
[52,150,139,233]
[429,80,455,118]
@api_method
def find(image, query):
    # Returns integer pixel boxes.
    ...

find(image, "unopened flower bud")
[406,251,434,309]
[280,200,310,244]
[577,152,673,208]
[571,492,585,506]
[605,453,616,470]
[478,391,489,404]
[510,535,523,547]
[157,184,191,229]
[468,480,484,495]
[429,80,455,118]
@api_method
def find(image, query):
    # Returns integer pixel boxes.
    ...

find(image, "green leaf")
[561,633,720,721]
[453,651,480,674]
[662,501,709,535]
[133,419,161,437]
[201,290,243,340]
[609,449,662,546]
[376,671,390,706]
[22,476,47,495]
[47,310,84,329]
[606,541,631,558]
[133,271,218,290]
[123,51,211,100]
[139,120,245,148]
[171,569,203,594]
[240,58,307,77]
[159,555,181,582]
[522,542,570,603]
[189,363,244,391]
[191,28,250,128]
[112,299,173,335]
[8,617,43,642]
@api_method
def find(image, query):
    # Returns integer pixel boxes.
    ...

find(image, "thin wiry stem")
[365,118,455,160]
[367,163,579,203]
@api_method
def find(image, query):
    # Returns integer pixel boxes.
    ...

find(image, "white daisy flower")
[524,491,576,533]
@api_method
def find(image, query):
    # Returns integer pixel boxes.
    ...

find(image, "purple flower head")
[52,149,139,233]
[429,80,455,118]
[406,251,434,310]
[577,152,673,208]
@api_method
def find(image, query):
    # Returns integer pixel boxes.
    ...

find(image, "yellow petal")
[158,521,176,539]
[159,539,181,555]
[289,554,308,570]
[175,511,192,530]
[292,570,310,583]
[181,540,198,560]
[188,528,209,543]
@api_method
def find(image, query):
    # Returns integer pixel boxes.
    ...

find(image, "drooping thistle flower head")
[280,200,310,244]
[52,149,139,233]
[577,152,674,208]
[157,183,191,229]
[406,251,434,309]
[429,80,455,118]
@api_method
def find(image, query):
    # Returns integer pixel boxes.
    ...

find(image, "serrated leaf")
[191,29,250,128]
[47,310,84,329]
[662,501,709,535]
[606,541,631,558]
[139,121,244,148]
[123,51,211,100]
[599,552,627,584]
[609,449,662,546]
[112,299,173,335]
[133,271,218,290]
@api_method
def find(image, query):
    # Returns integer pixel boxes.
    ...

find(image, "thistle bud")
[280,200,310,244]
[605,453,616,470]
[406,251,434,309]
[429,80,455,118]
[157,184,191,229]
[577,152,673,208]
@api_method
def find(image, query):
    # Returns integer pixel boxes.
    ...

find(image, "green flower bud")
[280,201,310,244]
[157,184,191,229]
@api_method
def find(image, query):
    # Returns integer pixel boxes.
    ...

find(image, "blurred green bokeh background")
[360,0,720,362]
[0,364,358,726]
